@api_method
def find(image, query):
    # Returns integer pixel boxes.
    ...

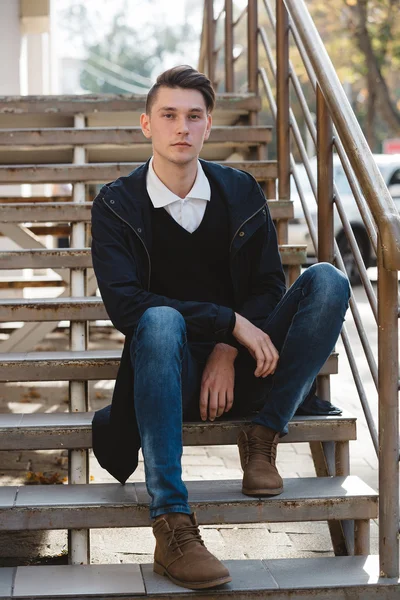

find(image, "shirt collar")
[146,157,211,209]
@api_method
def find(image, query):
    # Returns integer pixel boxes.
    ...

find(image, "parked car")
[288,154,400,284]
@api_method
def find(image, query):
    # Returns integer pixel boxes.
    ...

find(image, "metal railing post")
[316,84,334,263]
[68,113,90,565]
[206,0,215,86]
[377,247,399,578]
[247,0,258,125]
[225,0,234,92]
[276,0,290,201]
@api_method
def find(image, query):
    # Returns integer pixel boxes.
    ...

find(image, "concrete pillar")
[20,0,51,197]
[0,3,21,197]
[0,1,21,95]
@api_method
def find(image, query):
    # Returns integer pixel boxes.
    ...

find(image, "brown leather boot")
[237,423,283,496]
[152,512,231,590]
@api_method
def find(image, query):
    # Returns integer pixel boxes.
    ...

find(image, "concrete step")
[0,476,377,530]
[0,199,293,223]
[1,556,397,599]
[0,161,277,184]
[0,412,356,450]
[0,349,338,382]
[0,244,305,272]
[0,125,272,163]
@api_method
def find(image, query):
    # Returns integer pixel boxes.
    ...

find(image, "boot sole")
[242,486,283,496]
[153,561,232,590]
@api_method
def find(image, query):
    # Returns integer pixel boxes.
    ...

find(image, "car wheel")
[336,229,370,286]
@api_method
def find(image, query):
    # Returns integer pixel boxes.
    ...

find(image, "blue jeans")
[130,263,350,518]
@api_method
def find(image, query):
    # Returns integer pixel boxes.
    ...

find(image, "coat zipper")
[102,196,152,291]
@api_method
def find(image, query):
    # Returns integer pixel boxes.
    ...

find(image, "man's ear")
[140,112,152,139]
[203,113,212,142]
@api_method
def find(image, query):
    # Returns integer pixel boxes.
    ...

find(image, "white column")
[26,33,47,95]
[0,1,22,197]
[0,0,21,95]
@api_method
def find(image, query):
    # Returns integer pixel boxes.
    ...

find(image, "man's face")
[140,86,212,166]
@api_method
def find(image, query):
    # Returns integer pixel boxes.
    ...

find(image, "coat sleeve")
[236,183,286,323]
[91,196,236,341]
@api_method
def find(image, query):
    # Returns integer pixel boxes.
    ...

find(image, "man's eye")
[190,115,200,119]
[163,114,173,118]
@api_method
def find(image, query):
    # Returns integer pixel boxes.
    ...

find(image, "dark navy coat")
[91,159,286,484]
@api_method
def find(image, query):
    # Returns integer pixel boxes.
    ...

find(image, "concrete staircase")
[0,93,396,599]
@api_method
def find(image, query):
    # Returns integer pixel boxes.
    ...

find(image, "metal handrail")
[284,0,400,271]
[259,42,380,415]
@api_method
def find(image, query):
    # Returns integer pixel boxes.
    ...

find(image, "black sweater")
[150,181,235,339]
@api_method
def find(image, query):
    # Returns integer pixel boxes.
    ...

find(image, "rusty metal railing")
[199,0,400,579]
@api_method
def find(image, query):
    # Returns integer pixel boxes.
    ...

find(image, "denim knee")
[133,306,186,355]
[305,262,350,304]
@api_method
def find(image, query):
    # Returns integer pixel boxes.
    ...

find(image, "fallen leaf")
[25,471,67,485]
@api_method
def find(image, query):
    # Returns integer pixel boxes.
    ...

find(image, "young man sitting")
[91,65,350,590]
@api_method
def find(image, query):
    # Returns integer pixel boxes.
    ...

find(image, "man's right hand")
[233,313,279,378]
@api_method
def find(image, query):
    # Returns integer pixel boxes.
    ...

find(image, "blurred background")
[1,0,399,154]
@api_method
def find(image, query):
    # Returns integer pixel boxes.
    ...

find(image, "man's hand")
[199,343,238,421]
[233,313,279,378]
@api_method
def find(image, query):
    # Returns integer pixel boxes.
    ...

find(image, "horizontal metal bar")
[0,350,338,381]
[0,126,272,148]
[0,412,357,450]
[0,161,277,184]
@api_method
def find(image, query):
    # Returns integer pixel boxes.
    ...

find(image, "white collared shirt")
[146,157,211,233]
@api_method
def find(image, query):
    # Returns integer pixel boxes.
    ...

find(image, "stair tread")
[0,350,337,381]
[0,125,273,145]
[0,477,377,531]
[0,125,273,163]
[7,476,377,506]
[0,348,337,361]
[0,199,293,222]
[0,410,355,428]
[0,244,306,271]
[0,161,277,184]
[0,412,356,450]
[2,556,398,598]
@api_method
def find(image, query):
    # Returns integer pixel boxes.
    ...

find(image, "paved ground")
[0,276,383,566]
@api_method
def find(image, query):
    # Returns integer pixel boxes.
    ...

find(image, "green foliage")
[59,1,195,94]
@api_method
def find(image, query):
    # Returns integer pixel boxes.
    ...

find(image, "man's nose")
[175,117,189,134]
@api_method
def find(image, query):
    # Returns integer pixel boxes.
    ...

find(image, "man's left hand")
[199,343,238,421]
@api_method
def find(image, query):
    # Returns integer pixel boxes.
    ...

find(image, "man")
[91,65,350,590]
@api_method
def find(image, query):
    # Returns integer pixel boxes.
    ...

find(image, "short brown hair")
[145,65,216,115]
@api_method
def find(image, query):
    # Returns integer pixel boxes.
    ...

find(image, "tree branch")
[353,0,400,134]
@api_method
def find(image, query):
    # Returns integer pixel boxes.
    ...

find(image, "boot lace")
[245,437,277,465]
[167,523,205,552]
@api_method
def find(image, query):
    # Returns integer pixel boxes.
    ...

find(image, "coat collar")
[100,158,266,253]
